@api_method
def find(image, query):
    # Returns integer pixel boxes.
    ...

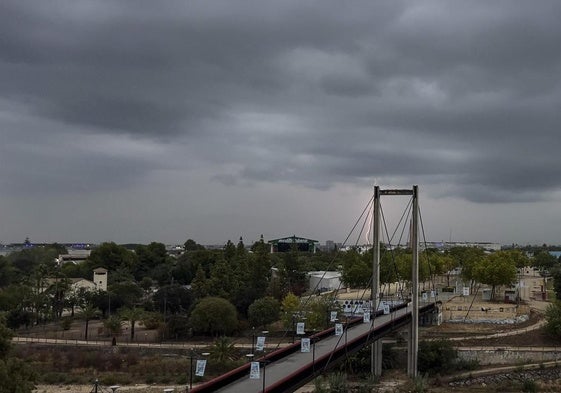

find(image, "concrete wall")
[458,347,561,365]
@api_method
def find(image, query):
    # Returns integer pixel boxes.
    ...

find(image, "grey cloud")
[2,0,561,210]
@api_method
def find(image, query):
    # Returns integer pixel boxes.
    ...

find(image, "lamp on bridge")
[260,359,271,393]
[251,326,256,354]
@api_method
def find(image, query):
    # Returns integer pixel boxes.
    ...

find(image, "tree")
[505,249,529,269]
[533,251,557,273]
[191,265,210,300]
[223,240,236,262]
[439,253,458,287]
[0,320,36,393]
[86,242,137,273]
[305,295,338,331]
[449,246,485,291]
[248,297,280,328]
[0,320,13,358]
[0,284,29,313]
[341,249,370,288]
[109,281,144,310]
[0,357,37,393]
[134,242,169,280]
[208,259,239,300]
[281,292,301,328]
[552,269,561,300]
[184,239,205,251]
[0,256,15,288]
[103,315,123,337]
[153,283,193,316]
[474,251,517,300]
[79,304,100,341]
[209,336,237,365]
[236,237,246,257]
[189,297,238,336]
[233,236,271,315]
[418,339,458,375]
[120,307,144,341]
[545,301,561,337]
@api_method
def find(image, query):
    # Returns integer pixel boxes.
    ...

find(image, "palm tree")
[210,336,237,364]
[103,315,123,346]
[79,304,100,341]
[119,307,144,341]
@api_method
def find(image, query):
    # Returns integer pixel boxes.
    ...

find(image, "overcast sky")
[1,1,561,246]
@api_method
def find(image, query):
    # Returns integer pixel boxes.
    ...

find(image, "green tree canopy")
[280,292,300,328]
[0,319,36,392]
[248,297,280,328]
[545,301,561,337]
[119,307,145,340]
[133,242,169,280]
[533,250,557,272]
[341,249,370,288]
[184,239,205,251]
[189,297,238,336]
[86,242,137,273]
[418,339,458,376]
[449,246,485,288]
[474,251,518,300]
[153,283,194,316]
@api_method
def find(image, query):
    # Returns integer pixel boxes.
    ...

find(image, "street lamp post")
[188,349,209,391]
[261,360,270,393]
[251,326,256,354]
[345,315,349,345]
[292,314,296,343]
[189,349,194,391]
[311,336,318,372]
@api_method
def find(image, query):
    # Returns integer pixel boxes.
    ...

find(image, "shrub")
[328,372,347,393]
[522,378,538,393]
[60,316,73,330]
[418,339,457,376]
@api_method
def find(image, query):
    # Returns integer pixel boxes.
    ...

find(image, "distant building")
[41,269,107,294]
[93,267,108,291]
[268,235,319,253]
[422,241,501,252]
[324,240,337,252]
[69,278,97,292]
[308,271,342,292]
[56,249,91,265]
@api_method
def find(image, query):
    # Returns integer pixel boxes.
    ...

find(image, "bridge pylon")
[372,185,419,378]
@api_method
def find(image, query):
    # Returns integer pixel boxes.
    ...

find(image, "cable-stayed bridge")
[192,302,439,393]
[192,185,436,392]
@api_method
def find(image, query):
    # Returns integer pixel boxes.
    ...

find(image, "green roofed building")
[268,235,319,253]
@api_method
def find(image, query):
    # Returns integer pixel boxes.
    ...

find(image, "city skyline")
[1,1,561,246]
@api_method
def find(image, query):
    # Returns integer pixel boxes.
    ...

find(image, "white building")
[93,267,108,291]
[308,271,342,293]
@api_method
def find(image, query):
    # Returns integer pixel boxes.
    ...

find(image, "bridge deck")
[193,302,436,393]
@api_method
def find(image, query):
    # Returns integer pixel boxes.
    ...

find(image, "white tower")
[93,267,108,291]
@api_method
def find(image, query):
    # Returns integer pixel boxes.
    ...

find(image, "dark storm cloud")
[2,0,561,206]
